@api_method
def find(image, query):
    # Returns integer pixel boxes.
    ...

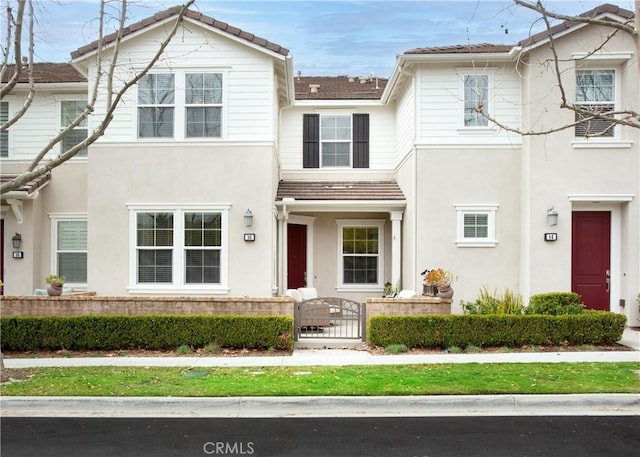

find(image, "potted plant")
[45,274,65,296]
[422,268,457,299]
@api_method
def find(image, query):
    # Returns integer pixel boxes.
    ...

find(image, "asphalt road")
[2,416,638,456]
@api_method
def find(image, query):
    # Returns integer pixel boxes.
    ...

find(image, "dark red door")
[287,224,307,289]
[572,211,610,310]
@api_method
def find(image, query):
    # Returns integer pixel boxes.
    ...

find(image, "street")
[2,416,638,456]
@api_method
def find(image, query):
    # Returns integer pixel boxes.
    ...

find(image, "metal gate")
[294,297,365,340]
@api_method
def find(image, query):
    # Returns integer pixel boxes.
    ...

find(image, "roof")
[518,3,635,48]
[404,43,513,55]
[276,180,405,201]
[71,6,289,59]
[1,63,86,84]
[1,172,51,197]
[295,76,388,100]
[403,3,634,57]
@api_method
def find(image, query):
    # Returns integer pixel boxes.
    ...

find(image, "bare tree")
[0,0,196,195]
[479,0,639,136]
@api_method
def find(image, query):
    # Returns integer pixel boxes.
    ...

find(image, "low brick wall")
[366,296,452,323]
[0,295,294,318]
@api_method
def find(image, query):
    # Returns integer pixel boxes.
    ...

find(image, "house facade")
[1,4,638,325]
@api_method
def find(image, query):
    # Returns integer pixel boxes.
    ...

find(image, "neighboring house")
[1,4,638,326]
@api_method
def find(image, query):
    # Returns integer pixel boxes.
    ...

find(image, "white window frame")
[184,72,223,138]
[49,213,88,290]
[59,99,88,157]
[127,204,230,294]
[320,114,352,167]
[136,70,227,141]
[462,73,490,128]
[455,204,498,247]
[336,219,385,291]
[574,68,617,139]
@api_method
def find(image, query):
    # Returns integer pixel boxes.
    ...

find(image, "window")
[464,75,489,127]
[52,217,88,285]
[455,205,498,247]
[185,73,222,138]
[138,73,175,138]
[321,115,351,166]
[129,205,229,292]
[1,101,8,157]
[337,220,384,289]
[575,70,615,137]
[60,100,88,156]
[303,113,369,168]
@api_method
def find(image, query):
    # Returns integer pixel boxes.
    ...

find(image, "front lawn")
[2,362,638,396]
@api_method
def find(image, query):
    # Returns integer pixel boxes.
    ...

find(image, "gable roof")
[518,3,635,48]
[295,76,388,100]
[404,43,513,56]
[71,6,289,60]
[1,63,85,84]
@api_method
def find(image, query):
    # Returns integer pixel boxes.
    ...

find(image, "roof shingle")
[1,63,85,84]
[276,180,405,201]
[294,76,388,100]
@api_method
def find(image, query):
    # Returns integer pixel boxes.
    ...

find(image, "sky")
[20,0,638,77]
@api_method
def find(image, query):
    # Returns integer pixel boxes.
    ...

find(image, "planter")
[47,284,63,296]
[422,284,437,297]
[436,283,454,299]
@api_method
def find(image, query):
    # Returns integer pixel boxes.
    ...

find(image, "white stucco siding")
[2,91,87,160]
[416,64,522,146]
[85,22,278,144]
[278,104,396,171]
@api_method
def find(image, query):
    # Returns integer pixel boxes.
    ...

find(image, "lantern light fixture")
[12,232,22,249]
[547,207,558,226]
[244,209,254,227]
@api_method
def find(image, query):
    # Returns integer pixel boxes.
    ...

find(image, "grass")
[2,362,638,397]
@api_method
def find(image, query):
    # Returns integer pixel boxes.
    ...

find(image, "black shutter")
[352,113,369,168]
[302,114,320,168]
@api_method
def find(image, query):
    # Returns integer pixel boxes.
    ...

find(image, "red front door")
[571,211,610,310]
[287,224,307,289]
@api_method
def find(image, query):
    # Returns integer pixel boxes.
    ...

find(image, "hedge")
[368,311,627,348]
[0,315,294,351]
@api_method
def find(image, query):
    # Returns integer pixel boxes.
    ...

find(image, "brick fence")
[0,295,294,318]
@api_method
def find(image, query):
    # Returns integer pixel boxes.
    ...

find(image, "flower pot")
[436,283,454,299]
[47,284,63,296]
[422,284,437,296]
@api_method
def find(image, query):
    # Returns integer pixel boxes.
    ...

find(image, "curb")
[2,394,639,418]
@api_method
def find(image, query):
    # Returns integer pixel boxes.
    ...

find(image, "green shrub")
[526,292,585,315]
[368,312,626,348]
[175,344,193,355]
[461,286,523,315]
[0,315,294,351]
[385,344,408,354]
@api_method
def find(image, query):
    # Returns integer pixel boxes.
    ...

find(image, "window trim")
[127,204,230,294]
[49,213,88,290]
[59,99,89,157]
[455,204,498,247]
[136,70,227,141]
[335,219,385,291]
[574,68,618,140]
[461,73,491,129]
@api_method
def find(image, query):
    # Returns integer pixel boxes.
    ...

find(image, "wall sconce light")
[547,207,558,226]
[12,232,22,249]
[244,209,254,227]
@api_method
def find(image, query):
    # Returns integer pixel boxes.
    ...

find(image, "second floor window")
[464,75,489,127]
[575,69,615,137]
[303,113,369,168]
[138,72,224,139]
[138,73,175,138]
[185,73,222,138]
[1,101,8,157]
[60,100,88,157]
